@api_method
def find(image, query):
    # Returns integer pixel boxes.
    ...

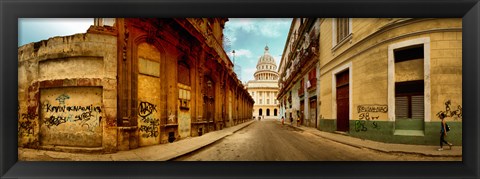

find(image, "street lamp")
[232,50,236,65]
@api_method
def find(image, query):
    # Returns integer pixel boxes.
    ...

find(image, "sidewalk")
[285,122,462,157]
[18,120,256,161]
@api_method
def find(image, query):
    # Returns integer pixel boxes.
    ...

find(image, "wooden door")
[336,70,349,132]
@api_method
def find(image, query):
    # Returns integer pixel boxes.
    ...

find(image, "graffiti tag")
[138,101,160,138]
[436,100,462,120]
[139,101,157,118]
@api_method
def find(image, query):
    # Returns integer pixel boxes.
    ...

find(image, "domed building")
[246,46,280,120]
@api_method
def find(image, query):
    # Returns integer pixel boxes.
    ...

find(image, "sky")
[224,18,292,83]
[18,18,292,83]
[18,18,94,46]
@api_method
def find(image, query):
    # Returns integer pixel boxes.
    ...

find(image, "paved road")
[175,120,461,161]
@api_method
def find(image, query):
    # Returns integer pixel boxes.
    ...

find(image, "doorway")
[336,70,349,132]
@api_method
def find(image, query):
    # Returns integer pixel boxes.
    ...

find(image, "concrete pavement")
[18,120,256,161]
[284,121,462,157]
[18,119,461,161]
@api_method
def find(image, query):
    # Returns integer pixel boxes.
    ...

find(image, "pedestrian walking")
[296,112,302,127]
[281,116,285,126]
[438,114,453,151]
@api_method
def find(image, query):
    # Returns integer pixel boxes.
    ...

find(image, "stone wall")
[18,32,118,152]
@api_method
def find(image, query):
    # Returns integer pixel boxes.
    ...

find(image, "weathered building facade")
[18,18,254,153]
[278,18,462,145]
[246,46,280,120]
[278,18,320,127]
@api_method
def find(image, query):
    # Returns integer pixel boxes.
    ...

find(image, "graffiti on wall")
[355,104,387,132]
[42,94,102,131]
[436,100,462,120]
[138,101,160,138]
[18,113,38,137]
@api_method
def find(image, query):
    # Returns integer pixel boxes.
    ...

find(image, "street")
[175,120,461,161]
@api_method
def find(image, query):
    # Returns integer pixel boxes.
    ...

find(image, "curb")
[166,120,255,161]
[287,123,462,158]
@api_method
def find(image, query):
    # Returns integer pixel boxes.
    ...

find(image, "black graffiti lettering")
[139,117,160,138]
[138,102,157,118]
[18,120,35,136]
[75,111,94,121]
[357,105,388,113]
[43,116,67,128]
[358,112,379,121]
[46,104,102,113]
[22,113,38,120]
[436,100,462,120]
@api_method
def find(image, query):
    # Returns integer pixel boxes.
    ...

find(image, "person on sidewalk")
[281,116,285,126]
[438,114,453,151]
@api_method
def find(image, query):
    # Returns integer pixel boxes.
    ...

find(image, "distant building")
[278,18,320,127]
[246,46,280,120]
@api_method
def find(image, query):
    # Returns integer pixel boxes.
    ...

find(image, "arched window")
[267,109,270,116]
[259,108,263,116]
[178,61,190,85]
[274,109,278,116]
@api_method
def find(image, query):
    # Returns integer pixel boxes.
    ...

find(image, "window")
[267,99,270,104]
[394,44,425,120]
[299,79,305,96]
[336,18,350,43]
[394,45,424,63]
[395,80,424,119]
[333,18,352,48]
[308,68,317,90]
[259,99,262,104]
[178,62,191,85]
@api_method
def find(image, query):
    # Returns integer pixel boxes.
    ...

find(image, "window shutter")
[411,95,424,120]
[395,96,408,118]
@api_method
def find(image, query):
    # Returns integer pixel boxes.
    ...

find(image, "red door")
[336,70,349,132]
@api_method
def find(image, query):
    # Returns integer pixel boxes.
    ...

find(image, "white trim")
[387,37,431,122]
[332,18,353,50]
[348,18,352,34]
[332,18,337,47]
[331,62,353,121]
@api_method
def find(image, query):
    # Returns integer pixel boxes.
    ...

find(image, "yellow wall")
[319,18,462,122]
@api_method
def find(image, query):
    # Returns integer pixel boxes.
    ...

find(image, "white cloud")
[228,49,253,58]
[224,18,291,45]
[242,67,258,82]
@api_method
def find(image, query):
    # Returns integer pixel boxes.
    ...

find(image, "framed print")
[1,0,479,178]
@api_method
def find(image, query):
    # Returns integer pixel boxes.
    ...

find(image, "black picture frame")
[1,0,479,178]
